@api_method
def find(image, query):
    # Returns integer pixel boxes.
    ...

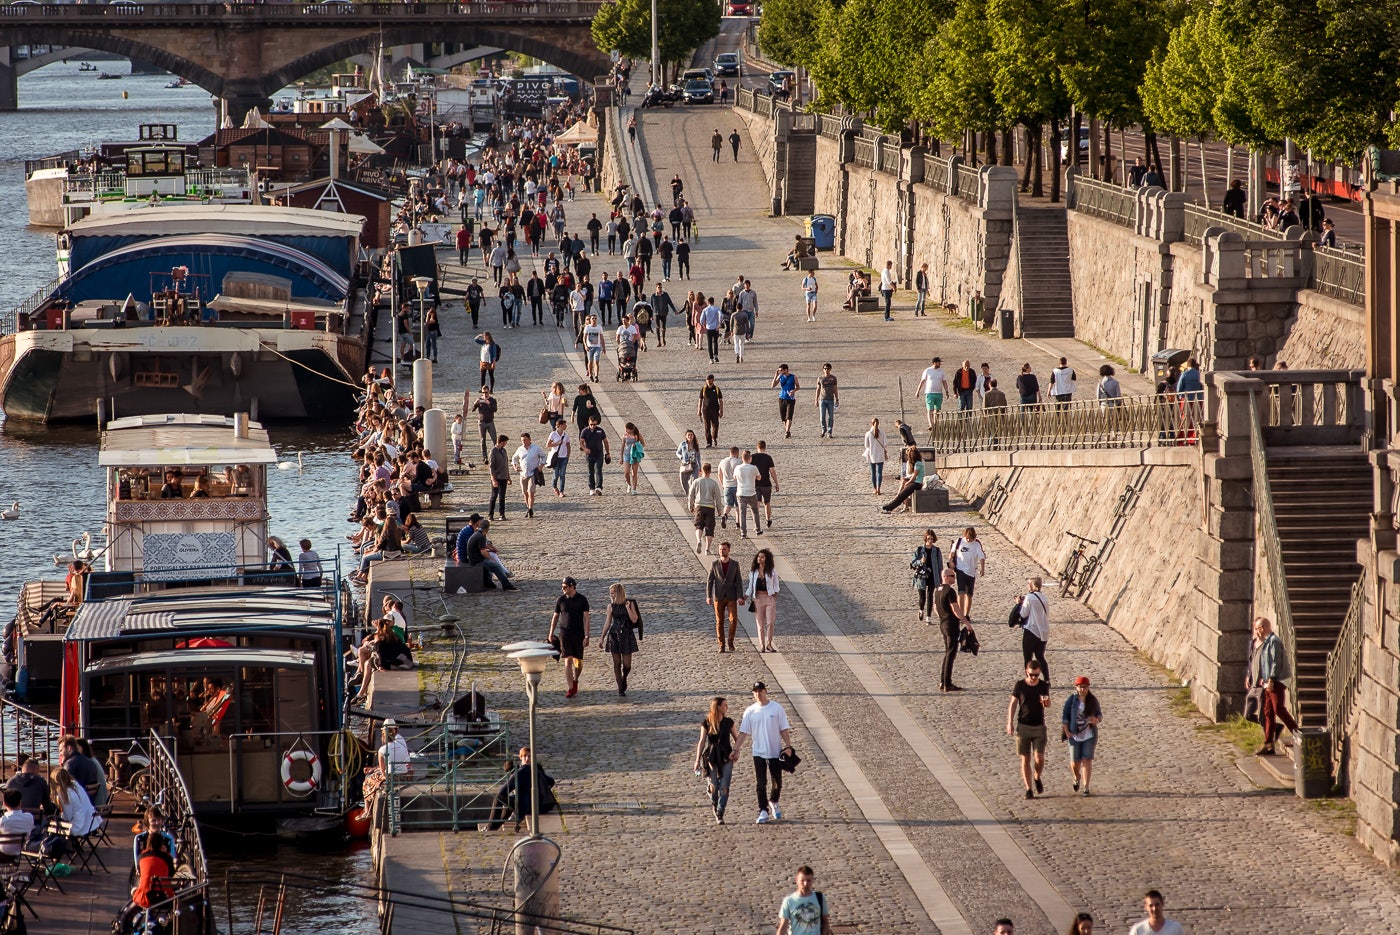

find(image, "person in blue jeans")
[814,364,838,438]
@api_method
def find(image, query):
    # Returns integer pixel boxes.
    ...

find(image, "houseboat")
[0,204,372,424]
[10,413,352,822]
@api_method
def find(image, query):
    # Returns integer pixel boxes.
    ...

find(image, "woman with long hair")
[910,529,944,624]
[621,422,646,494]
[50,766,102,835]
[542,381,566,428]
[879,445,925,514]
[350,515,403,583]
[745,549,781,653]
[863,417,888,495]
[692,696,739,824]
[676,429,701,492]
[600,583,642,696]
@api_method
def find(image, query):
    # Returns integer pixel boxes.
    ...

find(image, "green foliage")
[987,0,1070,124]
[1142,8,1223,139]
[1058,0,1162,127]
[917,0,1003,138]
[591,0,721,73]
[756,0,828,69]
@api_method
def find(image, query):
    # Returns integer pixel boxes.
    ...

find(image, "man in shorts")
[917,357,950,430]
[548,577,591,698]
[718,445,741,529]
[772,364,800,439]
[750,440,780,530]
[686,462,721,555]
[801,271,819,322]
[1005,661,1050,798]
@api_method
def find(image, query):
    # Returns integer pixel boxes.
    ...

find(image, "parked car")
[683,78,715,105]
[768,69,795,98]
[713,52,741,77]
[1059,126,1090,162]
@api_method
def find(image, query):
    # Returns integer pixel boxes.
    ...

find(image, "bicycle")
[1058,532,1099,599]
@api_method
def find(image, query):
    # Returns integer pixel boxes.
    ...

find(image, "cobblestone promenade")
[381,107,1400,935]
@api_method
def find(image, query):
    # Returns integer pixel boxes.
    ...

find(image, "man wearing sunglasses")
[1006,661,1051,799]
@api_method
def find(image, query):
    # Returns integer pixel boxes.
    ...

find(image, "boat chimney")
[234,412,250,439]
[320,117,354,183]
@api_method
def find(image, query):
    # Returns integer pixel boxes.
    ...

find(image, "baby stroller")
[616,339,639,382]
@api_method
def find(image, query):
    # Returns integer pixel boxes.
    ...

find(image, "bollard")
[423,409,446,470]
[412,358,433,412]
[1295,727,1331,798]
[513,837,560,935]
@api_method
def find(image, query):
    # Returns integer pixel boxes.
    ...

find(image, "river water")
[0,65,376,934]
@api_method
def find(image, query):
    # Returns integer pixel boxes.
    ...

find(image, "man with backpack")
[776,865,831,934]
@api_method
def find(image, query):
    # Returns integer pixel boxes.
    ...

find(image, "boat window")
[238,666,276,736]
[89,672,138,738]
[173,669,237,749]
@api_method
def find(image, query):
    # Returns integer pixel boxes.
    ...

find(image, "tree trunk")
[1030,123,1044,198]
[1146,131,1164,176]
[1001,129,1014,166]
[985,130,997,166]
[1020,125,1034,192]
[1070,111,1083,172]
[1049,115,1062,203]
[1101,120,1113,181]
[929,137,941,157]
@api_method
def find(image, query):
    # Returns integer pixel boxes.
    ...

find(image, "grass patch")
[1196,714,1265,755]
[1308,796,1358,835]
[1083,341,1132,371]
[940,315,997,336]
[1167,683,1197,718]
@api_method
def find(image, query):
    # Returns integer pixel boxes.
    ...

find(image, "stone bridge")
[0,0,609,116]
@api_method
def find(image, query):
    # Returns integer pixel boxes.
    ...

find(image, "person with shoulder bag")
[600,583,642,696]
[1060,676,1102,795]
[1015,576,1052,687]
[909,529,943,624]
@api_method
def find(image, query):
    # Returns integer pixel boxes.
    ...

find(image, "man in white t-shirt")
[734,449,762,539]
[511,432,546,518]
[949,529,987,620]
[738,681,792,824]
[1128,890,1186,935]
[879,260,896,320]
[1049,357,1077,409]
[800,272,818,322]
[616,315,641,355]
[377,720,412,776]
[580,315,605,382]
[717,446,742,529]
[917,357,950,430]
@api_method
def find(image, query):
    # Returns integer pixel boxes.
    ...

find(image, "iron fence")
[1312,245,1365,306]
[384,718,512,834]
[928,394,1200,455]
[1184,202,1282,245]
[1327,578,1365,772]
[1066,173,1136,228]
[735,86,754,112]
[752,91,773,119]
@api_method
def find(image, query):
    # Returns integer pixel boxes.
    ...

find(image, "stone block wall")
[734,107,777,195]
[814,133,843,225]
[1066,211,1169,364]
[1353,568,1400,865]
[939,448,1209,679]
[913,182,1011,314]
[1279,290,1368,369]
[841,166,903,271]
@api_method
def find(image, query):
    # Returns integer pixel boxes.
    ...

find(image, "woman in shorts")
[1060,676,1102,795]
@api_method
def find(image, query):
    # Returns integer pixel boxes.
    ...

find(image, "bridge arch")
[4,27,222,93]
[13,47,108,78]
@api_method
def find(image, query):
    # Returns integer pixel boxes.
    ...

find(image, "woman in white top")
[949,526,987,619]
[863,417,888,495]
[51,767,102,836]
[676,429,702,491]
[1017,576,1051,685]
[546,419,572,497]
[745,548,782,653]
[542,381,567,428]
[377,720,413,776]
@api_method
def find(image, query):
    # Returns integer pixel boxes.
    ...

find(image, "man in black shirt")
[580,414,611,495]
[1005,661,1051,798]
[466,279,484,329]
[5,758,53,814]
[651,282,675,347]
[548,578,591,698]
[586,214,603,254]
[749,440,780,528]
[464,519,518,590]
[933,569,970,692]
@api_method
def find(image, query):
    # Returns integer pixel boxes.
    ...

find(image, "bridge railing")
[0,0,603,18]
[929,394,1200,455]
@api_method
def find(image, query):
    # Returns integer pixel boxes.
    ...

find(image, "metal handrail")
[0,698,64,774]
[384,720,511,834]
[144,731,211,889]
[928,394,1200,455]
[1066,172,1136,227]
[1312,245,1365,305]
[1326,578,1365,764]
[1184,202,1283,245]
[4,276,59,334]
[1249,401,1299,719]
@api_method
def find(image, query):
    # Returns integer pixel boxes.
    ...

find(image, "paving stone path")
[375,106,1400,935]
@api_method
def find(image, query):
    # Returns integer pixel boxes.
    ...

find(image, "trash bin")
[999,308,1015,339]
[1151,348,1191,386]
[1295,727,1331,798]
[807,214,836,250]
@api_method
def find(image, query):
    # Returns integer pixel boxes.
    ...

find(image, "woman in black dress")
[600,583,642,696]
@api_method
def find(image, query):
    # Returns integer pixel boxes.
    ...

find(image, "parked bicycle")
[1058,532,1099,599]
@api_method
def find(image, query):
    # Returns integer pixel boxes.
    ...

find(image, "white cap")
[383,719,397,728]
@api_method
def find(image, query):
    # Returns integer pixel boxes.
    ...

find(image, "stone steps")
[1015,204,1075,338]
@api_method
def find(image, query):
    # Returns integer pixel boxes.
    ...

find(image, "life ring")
[281,749,321,796]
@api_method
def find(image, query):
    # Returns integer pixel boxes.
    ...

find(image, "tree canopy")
[591,0,720,79]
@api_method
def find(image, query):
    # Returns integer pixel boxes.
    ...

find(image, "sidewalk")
[370,115,1400,935]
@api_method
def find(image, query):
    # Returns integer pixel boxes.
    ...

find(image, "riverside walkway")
[370,107,1400,935]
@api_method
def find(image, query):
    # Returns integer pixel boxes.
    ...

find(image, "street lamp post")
[650,0,659,89]
[501,643,561,934]
[411,275,433,411]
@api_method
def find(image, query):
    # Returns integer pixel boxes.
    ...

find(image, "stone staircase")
[1268,447,1371,728]
[782,131,816,216]
[1015,204,1075,338]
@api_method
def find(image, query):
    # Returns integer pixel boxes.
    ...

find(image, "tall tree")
[591,0,721,79]
[988,0,1072,197]
[917,0,1005,145]
[756,0,830,69]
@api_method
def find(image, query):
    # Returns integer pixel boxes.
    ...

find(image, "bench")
[426,483,454,509]
[912,487,949,513]
[855,294,881,313]
[795,255,820,271]
[444,562,486,594]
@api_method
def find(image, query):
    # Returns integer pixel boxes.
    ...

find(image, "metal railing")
[1312,245,1365,305]
[928,394,1201,455]
[1327,578,1365,770]
[953,163,981,203]
[0,698,64,773]
[0,0,604,20]
[1066,172,1136,227]
[3,276,59,334]
[752,91,773,119]
[145,730,211,889]
[851,136,875,169]
[923,153,950,191]
[384,719,512,834]
[1249,402,1299,719]
[1184,202,1282,245]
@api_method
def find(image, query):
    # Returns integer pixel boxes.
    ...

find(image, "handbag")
[544,448,559,467]
[538,408,549,425]
[958,626,980,656]
[777,747,801,773]
[746,599,756,613]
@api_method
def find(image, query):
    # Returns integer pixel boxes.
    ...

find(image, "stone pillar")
[0,48,17,113]
[772,107,791,216]
[222,85,274,128]
[1192,373,1260,719]
[982,166,1017,331]
[836,127,857,257]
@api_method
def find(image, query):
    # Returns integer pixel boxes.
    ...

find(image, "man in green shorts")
[917,357,950,430]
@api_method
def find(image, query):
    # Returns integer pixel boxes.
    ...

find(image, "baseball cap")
[561,576,578,587]
[751,681,767,693]
[1073,676,1091,686]
[383,718,398,728]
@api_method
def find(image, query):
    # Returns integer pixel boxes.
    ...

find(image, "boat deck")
[17,792,138,935]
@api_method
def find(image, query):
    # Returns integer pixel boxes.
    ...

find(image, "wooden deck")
[22,793,138,935]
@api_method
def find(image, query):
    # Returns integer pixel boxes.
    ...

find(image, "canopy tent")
[552,120,595,146]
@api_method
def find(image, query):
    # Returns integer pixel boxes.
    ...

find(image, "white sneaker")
[771,804,782,820]
[755,811,769,824]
